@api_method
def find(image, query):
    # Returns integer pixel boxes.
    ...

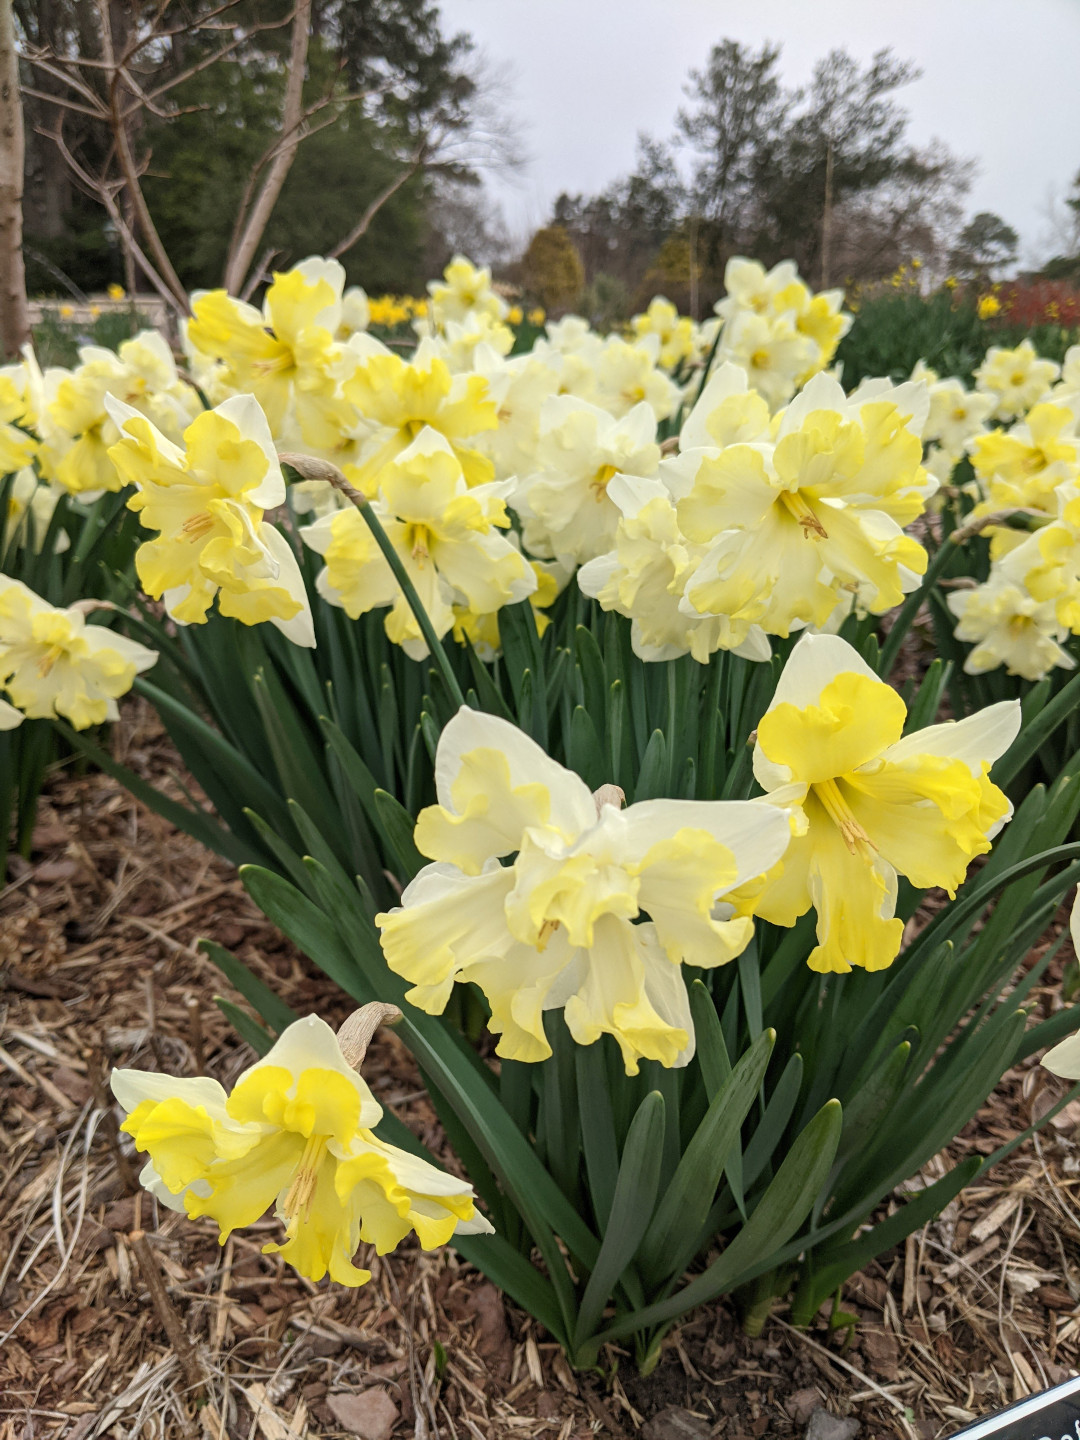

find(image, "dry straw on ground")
[4,700,1080,1440]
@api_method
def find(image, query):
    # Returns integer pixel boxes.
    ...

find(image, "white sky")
[437,0,1080,265]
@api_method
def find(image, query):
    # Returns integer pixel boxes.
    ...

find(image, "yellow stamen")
[404,522,434,564]
[37,644,65,677]
[281,1133,328,1226]
[181,511,215,542]
[537,917,561,950]
[590,463,618,501]
[780,489,828,539]
[814,777,875,856]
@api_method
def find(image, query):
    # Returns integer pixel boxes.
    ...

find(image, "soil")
[4,701,1080,1440]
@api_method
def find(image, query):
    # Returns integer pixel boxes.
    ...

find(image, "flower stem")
[279,454,466,709]
[876,534,959,680]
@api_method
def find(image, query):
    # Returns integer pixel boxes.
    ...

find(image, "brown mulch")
[4,703,1080,1440]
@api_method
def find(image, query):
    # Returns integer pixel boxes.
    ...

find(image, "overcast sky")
[437,0,1080,265]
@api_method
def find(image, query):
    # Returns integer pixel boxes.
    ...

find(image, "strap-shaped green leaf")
[215,997,274,1056]
[372,789,425,880]
[572,1091,666,1352]
[199,939,298,1036]
[790,1154,981,1327]
[688,979,745,1216]
[582,1097,843,1359]
[639,1029,774,1285]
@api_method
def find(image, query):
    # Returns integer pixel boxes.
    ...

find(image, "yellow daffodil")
[918,374,995,454]
[107,283,126,301]
[0,577,157,728]
[513,395,661,565]
[106,394,315,646]
[751,634,1019,974]
[187,258,354,446]
[376,709,792,1073]
[671,371,933,638]
[112,1014,492,1287]
[974,340,1059,422]
[578,474,770,664]
[302,427,535,659]
[342,340,498,492]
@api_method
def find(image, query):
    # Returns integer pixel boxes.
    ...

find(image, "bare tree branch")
[223,0,312,295]
[328,153,424,259]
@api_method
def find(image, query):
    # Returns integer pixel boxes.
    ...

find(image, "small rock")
[806,1408,860,1440]
[326,1388,399,1440]
[642,1406,712,1440]
[785,1387,823,1424]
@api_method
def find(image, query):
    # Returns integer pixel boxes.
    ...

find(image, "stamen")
[780,489,828,539]
[181,511,215,542]
[281,1133,328,1225]
[37,644,65,677]
[537,918,561,950]
[814,778,875,856]
[590,464,618,501]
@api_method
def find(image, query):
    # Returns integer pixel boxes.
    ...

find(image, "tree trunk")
[223,0,312,296]
[0,0,29,357]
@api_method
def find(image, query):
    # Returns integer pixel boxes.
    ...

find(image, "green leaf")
[583,1098,843,1357]
[790,1155,981,1327]
[689,979,745,1216]
[199,939,298,1035]
[373,789,425,880]
[576,1041,621,1233]
[639,1029,775,1284]
[215,997,275,1056]
[571,1091,666,1352]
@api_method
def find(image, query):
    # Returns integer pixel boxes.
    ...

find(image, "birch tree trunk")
[0,0,30,358]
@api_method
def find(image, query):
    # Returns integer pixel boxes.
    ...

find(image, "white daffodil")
[948,552,1075,681]
[0,577,157,729]
[376,709,792,1074]
[672,371,933,638]
[578,475,770,664]
[113,1014,492,1288]
[751,634,1019,974]
[513,396,661,565]
[974,340,1060,422]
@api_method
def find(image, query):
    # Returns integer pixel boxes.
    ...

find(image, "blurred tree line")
[18,0,513,299]
[545,41,979,319]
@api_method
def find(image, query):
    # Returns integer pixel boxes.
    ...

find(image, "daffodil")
[187,257,354,445]
[38,332,200,496]
[376,709,792,1073]
[0,372,38,474]
[513,396,662,564]
[630,297,700,371]
[3,468,69,555]
[751,633,1019,974]
[302,427,535,659]
[919,374,995,454]
[578,474,771,664]
[428,255,508,327]
[106,394,315,646]
[970,401,1080,517]
[342,339,498,492]
[947,561,1074,681]
[111,1014,492,1287]
[974,340,1059,422]
[671,371,933,638]
[0,695,22,729]
[0,577,157,728]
